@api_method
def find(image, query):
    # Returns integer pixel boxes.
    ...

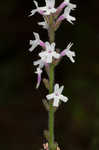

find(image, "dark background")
[0,0,99,150]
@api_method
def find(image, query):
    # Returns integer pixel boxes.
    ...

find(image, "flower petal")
[53,98,59,107]
[34,0,38,8]
[51,42,55,51]
[29,41,38,52]
[54,84,59,92]
[29,9,37,16]
[53,52,60,59]
[46,93,54,100]
[67,42,73,49]
[33,32,40,40]
[58,85,64,94]
[47,55,53,63]
[59,95,68,102]
[39,51,47,58]
[33,59,41,66]
[66,50,76,63]
[45,42,51,51]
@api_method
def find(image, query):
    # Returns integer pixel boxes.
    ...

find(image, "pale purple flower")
[57,0,76,24]
[46,84,68,107]
[29,1,44,16]
[64,0,76,10]
[55,0,76,15]
[35,67,43,88]
[29,0,56,16]
[29,32,45,52]
[43,0,56,15]
[61,43,75,63]
[63,6,76,24]
[39,42,60,63]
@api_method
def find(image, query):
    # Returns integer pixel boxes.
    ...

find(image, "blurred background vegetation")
[0,0,99,150]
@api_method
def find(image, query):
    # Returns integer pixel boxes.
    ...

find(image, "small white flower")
[38,18,48,29]
[43,0,56,15]
[29,32,40,52]
[61,43,75,63]
[29,32,45,52]
[46,84,68,107]
[39,42,60,63]
[29,0,56,16]
[64,0,76,10]
[33,59,46,68]
[35,67,43,88]
[29,1,44,16]
[63,7,76,24]
[57,0,76,24]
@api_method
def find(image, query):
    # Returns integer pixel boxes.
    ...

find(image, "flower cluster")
[29,0,76,107]
[29,0,76,24]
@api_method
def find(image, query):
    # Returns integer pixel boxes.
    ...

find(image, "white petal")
[45,42,51,51]
[39,51,47,58]
[51,0,55,8]
[33,59,41,66]
[66,15,76,24]
[64,7,71,16]
[30,40,33,45]
[34,0,38,8]
[66,50,75,63]
[53,52,60,59]
[34,59,45,68]
[53,98,59,107]
[66,42,73,49]
[29,9,37,16]
[33,32,40,41]
[69,56,75,63]
[35,67,42,74]
[47,55,52,63]
[38,21,48,29]
[59,95,68,102]
[38,21,46,26]
[68,3,76,10]
[46,93,54,100]
[29,41,38,52]
[58,85,64,94]
[64,0,70,3]
[46,0,55,8]
[40,7,47,12]
[54,84,59,92]
[51,42,55,51]
[50,8,56,13]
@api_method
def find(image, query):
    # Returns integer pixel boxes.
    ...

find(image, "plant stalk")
[48,15,56,150]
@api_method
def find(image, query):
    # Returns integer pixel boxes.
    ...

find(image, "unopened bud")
[43,78,49,90]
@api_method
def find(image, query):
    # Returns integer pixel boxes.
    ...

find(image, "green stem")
[49,64,55,150]
[48,15,56,150]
